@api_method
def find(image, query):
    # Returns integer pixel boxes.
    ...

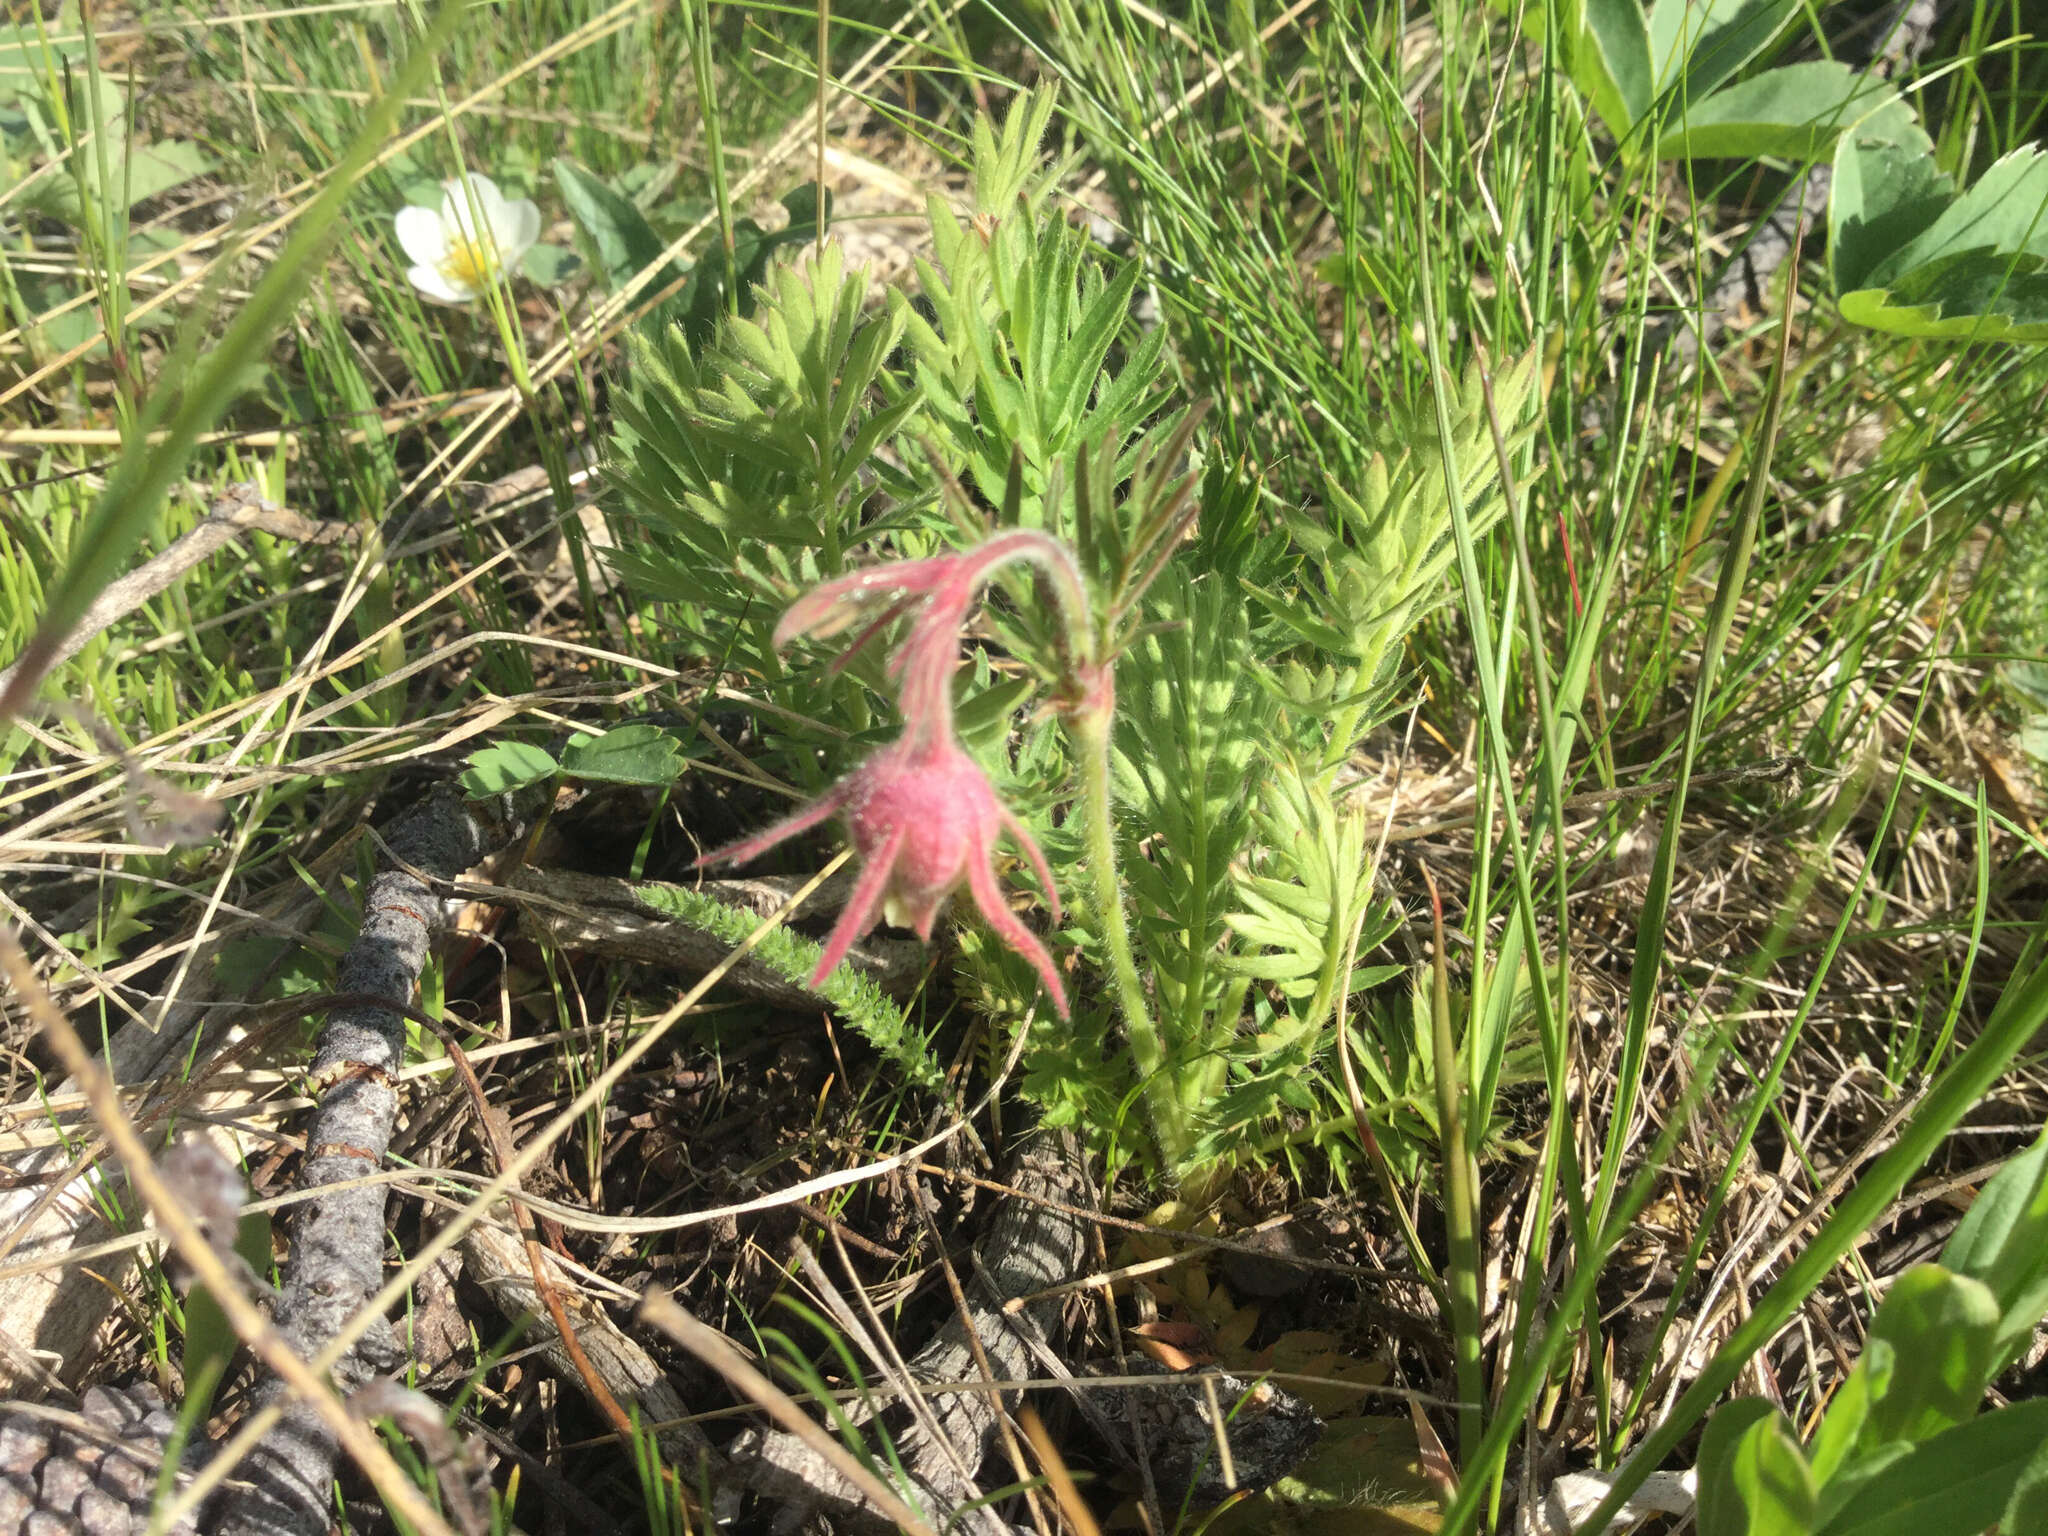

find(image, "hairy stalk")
[1069,704,1186,1169]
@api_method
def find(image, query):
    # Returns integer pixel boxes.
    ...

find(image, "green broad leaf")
[0,8,82,108]
[1655,61,1896,161]
[212,934,331,1002]
[554,157,684,293]
[1942,1127,2048,1366]
[1859,144,2048,290]
[953,675,1037,745]
[1858,1265,2000,1447]
[2003,1438,2048,1533]
[559,724,685,787]
[1698,1399,1817,1536]
[114,138,213,210]
[1817,1398,2048,1536]
[1836,250,2048,342]
[1648,0,1800,103]
[522,242,582,285]
[1809,1338,1888,1485]
[1827,95,1947,295]
[21,133,215,227]
[459,740,559,798]
[778,181,829,242]
[1565,0,1655,135]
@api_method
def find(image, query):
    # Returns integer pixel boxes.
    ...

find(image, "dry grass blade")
[1020,1404,1100,1536]
[0,926,458,1536]
[436,1022,642,1452]
[153,852,852,1527]
[636,1287,940,1536]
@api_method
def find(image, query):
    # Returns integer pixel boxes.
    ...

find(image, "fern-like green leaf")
[631,882,943,1093]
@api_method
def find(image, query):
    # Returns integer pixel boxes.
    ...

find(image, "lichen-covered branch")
[213,787,512,1536]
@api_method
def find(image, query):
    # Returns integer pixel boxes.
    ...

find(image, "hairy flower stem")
[1069,702,1192,1171]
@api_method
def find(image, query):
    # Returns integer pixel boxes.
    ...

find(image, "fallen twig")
[0,926,458,1536]
[211,785,518,1536]
[727,1130,1089,1531]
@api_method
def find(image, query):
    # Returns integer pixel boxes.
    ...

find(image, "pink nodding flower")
[698,534,1082,1019]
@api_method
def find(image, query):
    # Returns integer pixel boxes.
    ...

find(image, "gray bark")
[212,788,512,1536]
[731,1131,1088,1532]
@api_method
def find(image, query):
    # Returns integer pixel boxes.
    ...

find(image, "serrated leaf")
[1828,95,1948,295]
[1656,61,1896,161]
[459,740,559,798]
[1860,145,2048,290]
[559,724,685,787]
[1837,250,2048,342]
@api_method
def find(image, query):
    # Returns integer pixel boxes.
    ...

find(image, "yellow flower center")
[437,235,498,295]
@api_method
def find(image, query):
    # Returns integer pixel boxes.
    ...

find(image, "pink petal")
[771,556,957,651]
[964,831,1070,1019]
[808,822,905,986]
[695,782,850,869]
[997,803,1063,926]
[823,593,919,677]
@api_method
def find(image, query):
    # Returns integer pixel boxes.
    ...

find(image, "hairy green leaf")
[560,724,686,788]
[1818,1399,2048,1536]
[460,741,560,799]
[1858,1265,2000,1448]
[1942,1127,2048,1366]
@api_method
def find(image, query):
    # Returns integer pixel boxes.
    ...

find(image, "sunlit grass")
[1,0,2043,1529]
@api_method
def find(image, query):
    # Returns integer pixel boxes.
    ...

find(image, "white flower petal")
[496,197,541,264]
[441,172,505,245]
[408,263,475,305]
[394,205,449,267]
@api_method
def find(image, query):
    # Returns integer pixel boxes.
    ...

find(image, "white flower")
[395,173,540,305]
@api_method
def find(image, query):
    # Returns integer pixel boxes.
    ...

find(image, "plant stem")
[1423,864,1485,1468]
[1069,702,1187,1169]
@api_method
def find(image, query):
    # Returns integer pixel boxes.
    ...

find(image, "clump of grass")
[2,0,2045,1532]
